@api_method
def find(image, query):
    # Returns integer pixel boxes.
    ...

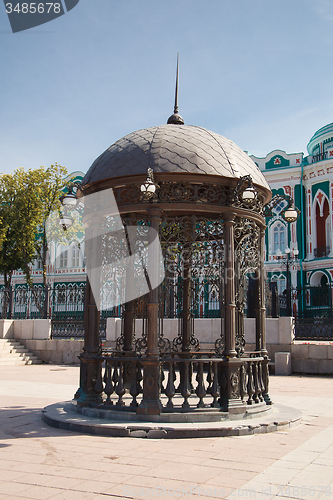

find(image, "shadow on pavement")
[0,402,77,443]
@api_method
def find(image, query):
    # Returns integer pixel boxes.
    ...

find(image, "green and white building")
[251,122,333,318]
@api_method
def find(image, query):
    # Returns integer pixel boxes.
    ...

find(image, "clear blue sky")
[1,0,333,175]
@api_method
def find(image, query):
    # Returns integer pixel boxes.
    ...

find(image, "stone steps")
[0,339,42,365]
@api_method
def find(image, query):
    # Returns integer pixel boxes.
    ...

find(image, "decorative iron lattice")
[133,295,148,354]
[51,283,85,320]
[113,181,265,214]
[234,218,260,356]
[0,284,46,320]
[160,215,224,352]
[295,318,333,340]
[51,319,85,338]
[158,182,230,205]
[100,215,151,313]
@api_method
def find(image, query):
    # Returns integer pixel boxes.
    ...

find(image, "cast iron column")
[182,260,191,352]
[259,226,272,405]
[123,216,136,351]
[286,258,292,317]
[219,212,245,414]
[255,270,261,352]
[123,300,134,351]
[76,220,103,406]
[223,213,237,358]
[137,208,162,415]
[259,227,267,355]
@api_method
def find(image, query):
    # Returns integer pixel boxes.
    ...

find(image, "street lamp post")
[265,193,300,317]
[276,247,299,316]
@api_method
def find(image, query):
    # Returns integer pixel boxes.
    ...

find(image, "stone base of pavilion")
[42,400,301,439]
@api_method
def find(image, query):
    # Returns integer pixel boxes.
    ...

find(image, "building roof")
[82,124,270,190]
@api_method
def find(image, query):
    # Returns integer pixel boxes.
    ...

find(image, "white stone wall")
[1,318,332,373]
[105,317,295,346]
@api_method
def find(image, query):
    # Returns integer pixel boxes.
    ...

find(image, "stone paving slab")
[0,366,333,499]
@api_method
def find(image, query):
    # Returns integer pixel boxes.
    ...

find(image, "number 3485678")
[5,3,61,14]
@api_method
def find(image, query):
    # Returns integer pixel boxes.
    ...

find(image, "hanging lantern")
[140,168,158,201]
[282,204,300,223]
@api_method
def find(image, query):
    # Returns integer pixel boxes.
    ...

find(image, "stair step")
[0,358,43,366]
[0,339,42,365]
[0,351,36,358]
[0,347,28,353]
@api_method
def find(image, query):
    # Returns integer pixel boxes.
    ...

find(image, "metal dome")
[82,124,270,190]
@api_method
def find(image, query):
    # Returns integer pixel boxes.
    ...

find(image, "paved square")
[0,365,332,499]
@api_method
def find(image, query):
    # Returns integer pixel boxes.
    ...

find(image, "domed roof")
[82,124,270,190]
[307,122,333,155]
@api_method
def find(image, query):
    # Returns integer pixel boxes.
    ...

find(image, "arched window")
[272,222,286,254]
[310,271,330,308]
[272,199,287,215]
[72,244,80,267]
[271,274,286,295]
[60,250,68,268]
[314,191,330,257]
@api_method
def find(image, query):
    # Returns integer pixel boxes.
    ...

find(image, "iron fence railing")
[312,152,327,163]
[0,283,120,339]
[295,318,333,341]
[314,246,330,258]
[3,281,333,340]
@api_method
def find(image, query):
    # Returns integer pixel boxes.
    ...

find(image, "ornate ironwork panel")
[295,318,333,340]
[160,215,225,352]
[234,218,260,355]
[113,181,265,214]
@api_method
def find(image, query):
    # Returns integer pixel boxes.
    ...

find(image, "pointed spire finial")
[167,52,184,125]
[174,51,179,114]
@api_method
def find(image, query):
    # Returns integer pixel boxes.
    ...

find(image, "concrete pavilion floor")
[0,366,333,500]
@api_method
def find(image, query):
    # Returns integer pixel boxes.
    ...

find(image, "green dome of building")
[307,122,333,155]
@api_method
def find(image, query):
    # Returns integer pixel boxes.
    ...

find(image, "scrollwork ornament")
[115,333,125,351]
[215,336,225,356]
[135,334,147,355]
[172,333,183,352]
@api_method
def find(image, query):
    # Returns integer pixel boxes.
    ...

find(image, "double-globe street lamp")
[264,193,300,317]
[276,247,299,317]
[59,182,82,230]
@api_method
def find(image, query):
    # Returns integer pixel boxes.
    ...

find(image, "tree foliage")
[0,168,41,289]
[0,164,84,294]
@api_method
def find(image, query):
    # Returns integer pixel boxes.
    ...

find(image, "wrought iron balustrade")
[89,353,268,411]
[0,285,46,320]
[314,246,330,258]
[312,152,328,163]
[295,318,333,340]
[0,283,116,339]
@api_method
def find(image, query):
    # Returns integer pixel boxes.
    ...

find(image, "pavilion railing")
[88,353,268,411]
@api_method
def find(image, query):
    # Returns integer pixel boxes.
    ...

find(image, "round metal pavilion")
[74,112,273,421]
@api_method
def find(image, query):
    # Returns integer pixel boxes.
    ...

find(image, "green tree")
[0,164,83,316]
[25,163,69,290]
[21,165,84,315]
[0,169,41,290]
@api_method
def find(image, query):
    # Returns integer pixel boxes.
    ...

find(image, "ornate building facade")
[251,121,333,318]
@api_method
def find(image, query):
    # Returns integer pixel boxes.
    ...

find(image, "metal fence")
[294,318,333,341]
[0,283,121,339]
[3,282,333,341]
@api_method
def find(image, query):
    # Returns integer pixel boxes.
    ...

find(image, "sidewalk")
[0,365,332,500]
